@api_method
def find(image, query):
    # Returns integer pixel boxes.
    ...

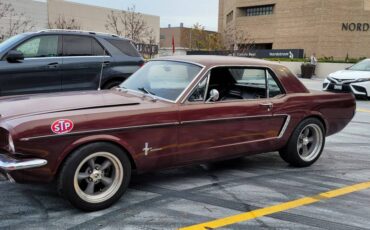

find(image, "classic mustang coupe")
[0,56,355,211]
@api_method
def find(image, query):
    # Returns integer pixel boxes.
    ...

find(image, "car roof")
[155,55,280,68]
[34,29,130,41]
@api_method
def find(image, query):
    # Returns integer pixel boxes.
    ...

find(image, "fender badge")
[51,119,74,134]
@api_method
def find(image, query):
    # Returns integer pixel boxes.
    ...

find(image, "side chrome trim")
[181,114,281,125]
[20,122,180,141]
[277,114,291,138]
[0,154,47,171]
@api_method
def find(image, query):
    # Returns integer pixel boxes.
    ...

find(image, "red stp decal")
[51,119,74,134]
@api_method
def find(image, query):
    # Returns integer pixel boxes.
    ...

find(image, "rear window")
[106,39,140,57]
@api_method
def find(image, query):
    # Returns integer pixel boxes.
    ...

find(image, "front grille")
[327,83,352,93]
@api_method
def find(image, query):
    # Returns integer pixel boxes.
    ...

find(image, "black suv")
[0,30,144,96]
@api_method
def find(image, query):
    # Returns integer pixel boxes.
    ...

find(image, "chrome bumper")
[0,154,47,172]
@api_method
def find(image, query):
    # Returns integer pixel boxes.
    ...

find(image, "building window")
[238,4,274,17]
[160,34,165,40]
[226,10,234,23]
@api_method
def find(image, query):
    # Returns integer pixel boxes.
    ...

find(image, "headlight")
[356,78,370,82]
[8,134,15,153]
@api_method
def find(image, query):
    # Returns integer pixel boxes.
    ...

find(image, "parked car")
[0,30,144,96]
[0,56,355,211]
[323,59,370,98]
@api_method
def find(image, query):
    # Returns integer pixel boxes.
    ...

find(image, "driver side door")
[0,35,62,96]
[176,66,287,165]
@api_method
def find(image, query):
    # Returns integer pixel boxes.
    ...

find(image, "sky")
[38,0,219,31]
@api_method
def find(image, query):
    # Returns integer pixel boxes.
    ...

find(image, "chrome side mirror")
[207,89,220,102]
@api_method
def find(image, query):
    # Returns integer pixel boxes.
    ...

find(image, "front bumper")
[323,79,369,97]
[0,154,47,180]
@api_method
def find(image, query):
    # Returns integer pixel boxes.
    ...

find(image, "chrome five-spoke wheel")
[297,124,323,162]
[74,152,123,204]
[279,118,325,167]
[58,143,131,211]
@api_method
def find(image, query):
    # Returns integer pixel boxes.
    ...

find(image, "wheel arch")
[101,77,126,89]
[55,135,138,180]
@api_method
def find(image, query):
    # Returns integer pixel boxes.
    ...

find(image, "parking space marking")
[357,108,370,113]
[179,181,370,230]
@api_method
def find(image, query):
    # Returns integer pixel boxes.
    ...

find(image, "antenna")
[97,49,106,91]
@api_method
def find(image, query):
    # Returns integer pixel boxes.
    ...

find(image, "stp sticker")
[51,119,74,134]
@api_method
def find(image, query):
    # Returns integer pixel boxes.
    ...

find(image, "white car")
[323,59,370,98]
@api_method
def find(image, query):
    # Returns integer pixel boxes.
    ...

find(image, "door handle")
[102,61,110,67]
[259,102,274,111]
[47,62,59,69]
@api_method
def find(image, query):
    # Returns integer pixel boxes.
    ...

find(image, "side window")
[63,36,93,56]
[267,71,283,97]
[188,75,209,102]
[92,39,106,56]
[206,67,267,101]
[16,36,59,58]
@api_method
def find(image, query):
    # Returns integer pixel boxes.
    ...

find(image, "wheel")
[279,118,325,167]
[58,142,131,211]
[103,80,123,90]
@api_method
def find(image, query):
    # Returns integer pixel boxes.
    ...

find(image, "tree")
[223,25,255,55]
[0,2,34,41]
[191,23,207,50]
[105,5,153,43]
[48,15,81,30]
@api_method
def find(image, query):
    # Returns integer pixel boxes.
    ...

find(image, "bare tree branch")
[48,15,81,30]
[105,5,153,43]
[0,2,34,41]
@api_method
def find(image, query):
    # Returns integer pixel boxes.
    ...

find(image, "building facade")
[160,24,219,56]
[0,0,160,43]
[219,0,370,59]
[0,0,48,40]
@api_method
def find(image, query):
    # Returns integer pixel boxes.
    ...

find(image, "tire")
[58,142,131,211]
[279,118,325,167]
[103,80,124,90]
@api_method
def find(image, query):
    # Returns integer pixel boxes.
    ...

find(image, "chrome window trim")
[181,64,284,104]
[24,55,111,60]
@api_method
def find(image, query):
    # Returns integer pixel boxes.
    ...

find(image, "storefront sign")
[342,23,370,32]
[187,49,304,59]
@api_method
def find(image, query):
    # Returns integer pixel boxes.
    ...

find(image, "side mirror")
[6,50,24,63]
[207,89,220,102]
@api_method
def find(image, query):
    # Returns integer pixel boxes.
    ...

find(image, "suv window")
[106,39,140,57]
[63,35,105,56]
[16,35,59,58]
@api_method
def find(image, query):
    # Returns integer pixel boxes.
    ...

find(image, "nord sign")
[342,23,370,31]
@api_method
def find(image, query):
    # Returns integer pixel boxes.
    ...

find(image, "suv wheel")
[103,80,124,90]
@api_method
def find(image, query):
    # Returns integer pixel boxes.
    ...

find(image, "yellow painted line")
[357,108,370,113]
[179,181,370,230]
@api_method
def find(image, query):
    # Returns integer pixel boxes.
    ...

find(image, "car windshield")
[348,59,370,71]
[0,33,28,53]
[121,60,203,101]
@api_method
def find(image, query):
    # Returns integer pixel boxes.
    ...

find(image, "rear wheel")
[279,118,325,167]
[58,143,131,211]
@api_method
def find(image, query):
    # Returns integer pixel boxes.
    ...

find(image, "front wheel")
[58,143,131,211]
[279,118,325,167]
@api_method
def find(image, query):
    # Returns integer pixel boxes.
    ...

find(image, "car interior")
[189,67,283,102]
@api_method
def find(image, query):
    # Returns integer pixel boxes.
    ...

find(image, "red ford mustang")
[0,56,355,211]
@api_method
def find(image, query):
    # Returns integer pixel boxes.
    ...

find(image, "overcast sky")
[38,0,219,31]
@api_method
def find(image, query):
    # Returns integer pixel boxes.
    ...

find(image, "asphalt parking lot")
[1,78,370,230]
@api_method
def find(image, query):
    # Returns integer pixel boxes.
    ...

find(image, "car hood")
[329,70,370,80]
[0,90,146,120]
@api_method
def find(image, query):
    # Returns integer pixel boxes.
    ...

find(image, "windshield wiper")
[137,87,157,101]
